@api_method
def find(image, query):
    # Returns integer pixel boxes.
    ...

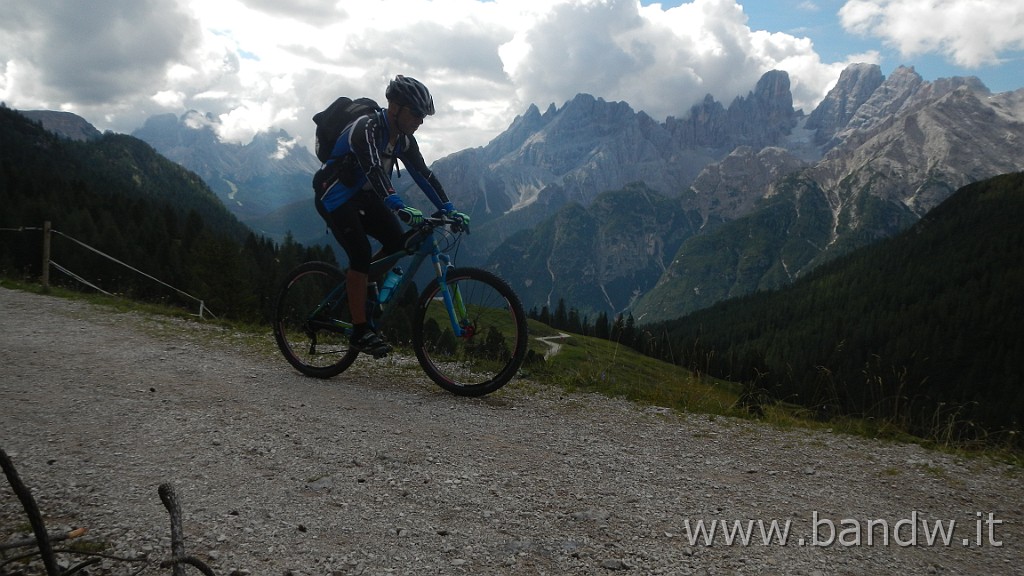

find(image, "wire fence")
[1,223,214,319]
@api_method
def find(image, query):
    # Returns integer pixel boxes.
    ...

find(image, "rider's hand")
[397,206,424,226]
[450,210,470,233]
[439,202,470,232]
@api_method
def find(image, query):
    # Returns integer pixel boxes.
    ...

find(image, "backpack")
[312,96,380,163]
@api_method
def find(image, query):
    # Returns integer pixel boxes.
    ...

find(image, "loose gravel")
[1,287,1021,575]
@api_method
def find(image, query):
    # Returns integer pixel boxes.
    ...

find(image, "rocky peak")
[829,65,926,147]
[487,103,548,157]
[132,110,319,222]
[666,94,728,148]
[666,70,797,151]
[808,73,1024,223]
[20,110,102,141]
[929,75,990,98]
[135,112,221,152]
[688,145,807,222]
[805,63,884,147]
[727,69,795,146]
[245,130,312,175]
[557,93,637,127]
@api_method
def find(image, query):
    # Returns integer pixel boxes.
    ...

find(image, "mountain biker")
[313,75,469,357]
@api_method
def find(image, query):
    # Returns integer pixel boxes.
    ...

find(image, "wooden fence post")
[41,220,51,289]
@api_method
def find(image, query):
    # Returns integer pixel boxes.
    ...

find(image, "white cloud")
[499,0,848,122]
[839,0,1024,68]
[0,0,199,106]
[272,136,300,160]
[152,90,186,108]
[5,0,965,160]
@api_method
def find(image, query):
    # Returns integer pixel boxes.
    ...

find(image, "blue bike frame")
[319,219,468,338]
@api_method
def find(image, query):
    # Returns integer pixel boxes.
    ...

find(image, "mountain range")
[22,63,1024,323]
[131,112,320,224]
[435,64,1024,321]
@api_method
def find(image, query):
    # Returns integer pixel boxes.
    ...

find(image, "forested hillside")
[640,172,1024,444]
[0,105,333,319]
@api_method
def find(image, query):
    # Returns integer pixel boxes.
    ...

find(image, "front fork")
[432,252,468,337]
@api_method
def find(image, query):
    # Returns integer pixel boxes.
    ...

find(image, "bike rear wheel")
[413,267,528,396]
[273,261,359,378]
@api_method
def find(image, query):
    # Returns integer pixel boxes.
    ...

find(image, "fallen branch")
[161,555,218,576]
[1,447,60,576]
[0,526,88,551]
[159,482,217,576]
[2,450,218,576]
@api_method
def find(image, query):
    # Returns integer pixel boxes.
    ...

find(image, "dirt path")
[535,332,571,359]
[1,287,1021,575]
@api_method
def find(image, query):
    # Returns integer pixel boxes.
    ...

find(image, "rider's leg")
[362,192,407,257]
[347,269,388,353]
[317,192,386,351]
[347,268,369,327]
[344,253,383,348]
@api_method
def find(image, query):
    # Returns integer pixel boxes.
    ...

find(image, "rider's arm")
[348,114,399,199]
[399,136,451,210]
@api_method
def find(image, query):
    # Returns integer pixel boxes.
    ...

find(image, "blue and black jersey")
[318,109,449,212]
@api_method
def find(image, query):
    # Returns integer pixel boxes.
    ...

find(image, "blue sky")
[687,0,1023,92]
[3,0,1022,158]
[740,0,878,59]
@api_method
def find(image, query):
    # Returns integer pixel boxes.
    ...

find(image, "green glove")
[397,205,424,226]
[450,210,470,232]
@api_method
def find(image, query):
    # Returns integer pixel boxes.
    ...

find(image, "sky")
[2,0,1022,161]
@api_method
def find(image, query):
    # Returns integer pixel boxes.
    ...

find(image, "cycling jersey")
[317,109,450,212]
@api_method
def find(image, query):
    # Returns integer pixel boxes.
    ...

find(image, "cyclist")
[313,75,469,356]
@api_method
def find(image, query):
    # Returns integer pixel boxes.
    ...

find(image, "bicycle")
[272,215,528,397]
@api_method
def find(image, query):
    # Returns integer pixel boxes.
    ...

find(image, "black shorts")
[316,189,404,273]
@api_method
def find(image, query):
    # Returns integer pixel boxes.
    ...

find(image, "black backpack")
[312,96,380,163]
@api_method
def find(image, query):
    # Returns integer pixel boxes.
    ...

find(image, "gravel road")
[1,286,1021,575]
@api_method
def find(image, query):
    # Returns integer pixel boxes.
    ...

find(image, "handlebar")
[399,213,468,254]
[433,214,469,234]
[404,213,469,234]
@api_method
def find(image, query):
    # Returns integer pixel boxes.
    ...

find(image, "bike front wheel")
[273,261,359,379]
[413,267,528,396]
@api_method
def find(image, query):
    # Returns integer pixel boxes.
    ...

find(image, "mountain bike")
[272,215,528,397]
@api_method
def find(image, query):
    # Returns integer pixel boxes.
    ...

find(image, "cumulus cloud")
[501,0,853,121]
[7,0,1012,160]
[839,0,1024,67]
[0,0,199,106]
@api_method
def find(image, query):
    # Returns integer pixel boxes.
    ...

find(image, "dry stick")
[158,483,189,576]
[157,483,218,576]
[62,556,102,576]
[0,527,88,551]
[0,447,61,576]
[161,556,218,576]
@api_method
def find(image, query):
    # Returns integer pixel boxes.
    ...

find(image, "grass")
[523,319,743,418]
[4,277,207,321]
[3,277,1021,465]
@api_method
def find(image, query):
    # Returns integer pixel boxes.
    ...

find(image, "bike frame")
[314,218,468,338]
